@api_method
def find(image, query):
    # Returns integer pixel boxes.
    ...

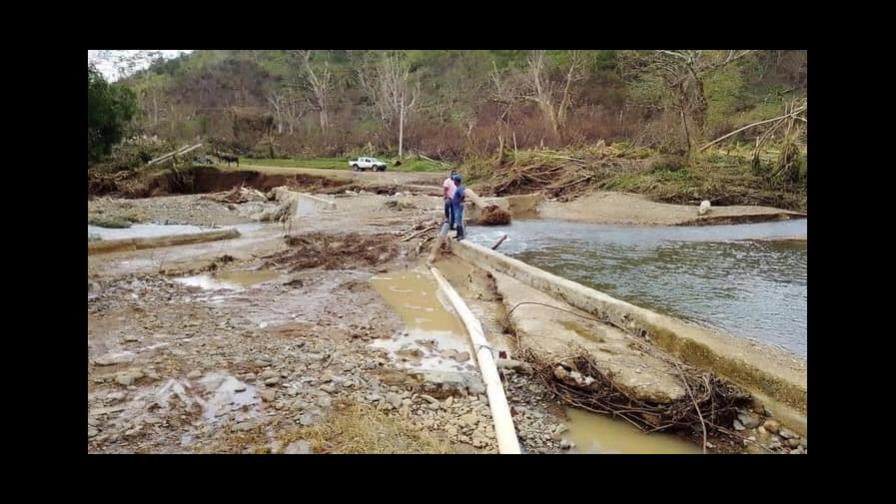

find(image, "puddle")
[562,408,701,454]
[370,269,475,374]
[175,269,280,291]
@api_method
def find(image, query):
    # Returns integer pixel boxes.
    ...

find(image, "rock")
[88,426,99,438]
[779,427,797,439]
[366,393,383,403]
[763,419,780,433]
[698,200,711,215]
[264,377,280,386]
[789,447,804,455]
[260,370,278,380]
[799,438,807,449]
[468,382,486,395]
[123,335,140,343]
[234,421,256,432]
[244,373,256,381]
[320,384,337,393]
[234,383,247,392]
[386,393,402,409]
[299,414,314,426]
[444,396,454,408]
[733,419,745,431]
[187,370,202,379]
[453,352,470,363]
[553,424,569,438]
[260,390,277,402]
[115,370,144,386]
[106,391,126,402]
[560,439,573,450]
[787,438,801,448]
[420,394,440,406]
[285,440,312,454]
[317,396,332,408]
[459,413,479,428]
[737,411,762,429]
[95,351,137,366]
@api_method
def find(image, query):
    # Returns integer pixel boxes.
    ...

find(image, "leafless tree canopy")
[289,50,335,133]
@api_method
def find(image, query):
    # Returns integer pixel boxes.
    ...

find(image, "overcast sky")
[88,50,194,81]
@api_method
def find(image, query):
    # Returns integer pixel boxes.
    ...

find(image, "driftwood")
[699,104,807,152]
[147,143,202,166]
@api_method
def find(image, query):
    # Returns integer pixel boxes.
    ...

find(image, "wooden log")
[147,143,202,166]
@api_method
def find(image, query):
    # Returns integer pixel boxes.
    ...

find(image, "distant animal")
[214,150,239,167]
[699,200,711,215]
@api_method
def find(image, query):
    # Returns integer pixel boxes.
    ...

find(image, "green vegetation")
[88,50,806,209]
[88,64,137,163]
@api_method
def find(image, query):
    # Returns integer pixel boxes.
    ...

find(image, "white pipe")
[430,267,522,454]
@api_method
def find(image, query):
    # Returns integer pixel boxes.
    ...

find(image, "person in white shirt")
[443,169,458,229]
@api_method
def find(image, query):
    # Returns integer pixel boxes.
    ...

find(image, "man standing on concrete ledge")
[443,169,458,230]
[451,174,466,241]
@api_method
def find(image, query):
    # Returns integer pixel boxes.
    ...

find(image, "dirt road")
[236,164,446,187]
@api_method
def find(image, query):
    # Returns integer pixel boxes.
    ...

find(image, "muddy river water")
[468,219,807,358]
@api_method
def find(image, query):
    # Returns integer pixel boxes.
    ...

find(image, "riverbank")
[87,171,806,454]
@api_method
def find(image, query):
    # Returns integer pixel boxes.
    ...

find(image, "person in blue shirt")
[451,174,466,240]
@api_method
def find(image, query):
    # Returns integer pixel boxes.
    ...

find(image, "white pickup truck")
[349,157,387,172]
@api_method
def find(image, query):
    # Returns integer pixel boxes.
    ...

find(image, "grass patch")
[282,402,454,454]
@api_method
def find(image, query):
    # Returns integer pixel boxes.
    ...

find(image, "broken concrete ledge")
[452,240,807,436]
[297,193,336,208]
[88,228,241,255]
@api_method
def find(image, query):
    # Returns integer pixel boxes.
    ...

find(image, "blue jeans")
[444,200,454,227]
[453,205,464,239]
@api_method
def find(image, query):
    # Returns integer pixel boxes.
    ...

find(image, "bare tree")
[489,61,525,161]
[282,90,307,135]
[623,50,754,154]
[267,91,285,134]
[521,50,588,144]
[356,51,420,159]
[289,50,335,133]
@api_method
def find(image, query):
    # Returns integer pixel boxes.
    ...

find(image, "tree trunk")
[319,108,329,132]
[512,131,518,159]
[398,104,405,159]
[152,92,159,126]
